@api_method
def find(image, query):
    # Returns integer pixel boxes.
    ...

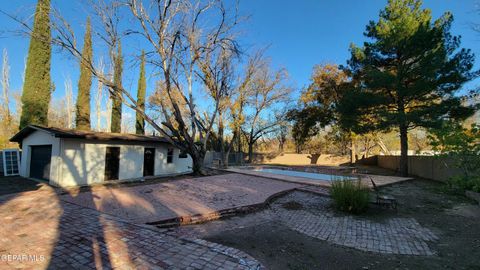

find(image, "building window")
[2,149,20,176]
[167,148,174,163]
[179,150,188,159]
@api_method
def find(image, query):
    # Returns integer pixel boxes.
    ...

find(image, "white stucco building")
[10,125,192,187]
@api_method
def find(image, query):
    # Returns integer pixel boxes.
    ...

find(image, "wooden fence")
[376,155,464,182]
[204,151,245,166]
[0,150,3,176]
[203,151,350,167]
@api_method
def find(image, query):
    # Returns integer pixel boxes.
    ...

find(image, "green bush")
[330,178,370,214]
[430,123,480,194]
[447,176,480,193]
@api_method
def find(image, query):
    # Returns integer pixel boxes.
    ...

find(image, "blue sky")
[239,0,480,95]
[0,0,479,127]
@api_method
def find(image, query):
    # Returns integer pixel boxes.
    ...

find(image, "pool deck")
[225,167,413,188]
[60,173,304,226]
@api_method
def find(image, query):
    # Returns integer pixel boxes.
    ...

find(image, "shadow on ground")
[0,173,267,269]
[204,179,480,270]
[0,176,43,196]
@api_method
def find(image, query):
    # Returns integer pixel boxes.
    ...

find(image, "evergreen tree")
[338,0,478,176]
[135,50,146,135]
[110,42,123,133]
[19,0,51,129]
[75,17,93,131]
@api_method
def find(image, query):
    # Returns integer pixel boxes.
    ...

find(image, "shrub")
[330,178,370,214]
[430,122,480,194]
[447,176,480,193]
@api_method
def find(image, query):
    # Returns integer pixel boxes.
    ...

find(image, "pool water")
[251,168,355,181]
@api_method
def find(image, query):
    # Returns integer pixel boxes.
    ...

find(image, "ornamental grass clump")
[330,177,370,214]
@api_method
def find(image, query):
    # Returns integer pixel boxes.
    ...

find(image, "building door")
[143,148,155,177]
[30,145,52,181]
[104,147,120,180]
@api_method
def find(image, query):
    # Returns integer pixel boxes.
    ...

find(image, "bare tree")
[126,0,242,173]
[1,48,10,124]
[0,48,13,147]
[3,0,243,174]
[94,57,105,131]
[48,98,69,128]
[64,75,74,128]
[274,112,289,153]
[105,96,112,132]
[243,60,291,162]
[213,53,260,167]
[121,111,135,133]
[5,0,252,173]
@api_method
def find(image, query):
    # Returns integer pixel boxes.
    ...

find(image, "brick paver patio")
[0,173,438,269]
[0,185,264,269]
[275,193,438,255]
[60,173,302,224]
[171,191,439,256]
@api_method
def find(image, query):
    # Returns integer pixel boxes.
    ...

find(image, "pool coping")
[223,166,415,188]
[224,167,337,187]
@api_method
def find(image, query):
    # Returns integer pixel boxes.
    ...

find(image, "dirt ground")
[204,180,480,270]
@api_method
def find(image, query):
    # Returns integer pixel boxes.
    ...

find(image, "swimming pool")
[250,167,355,181]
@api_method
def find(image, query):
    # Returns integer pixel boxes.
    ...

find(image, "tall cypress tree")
[75,17,93,131]
[135,50,146,135]
[19,0,51,129]
[110,41,123,133]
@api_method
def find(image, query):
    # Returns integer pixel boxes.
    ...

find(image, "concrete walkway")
[60,174,302,225]
[0,185,264,269]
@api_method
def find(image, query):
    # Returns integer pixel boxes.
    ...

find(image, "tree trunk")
[248,142,254,163]
[191,150,206,175]
[223,149,230,168]
[221,129,238,168]
[218,120,225,168]
[350,135,356,164]
[376,136,390,155]
[399,125,409,176]
[364,138,371,158]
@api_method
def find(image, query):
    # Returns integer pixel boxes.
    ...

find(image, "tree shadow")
[0,146,267,269]
[47,187,115,269]
[47,146,118,269]
[0,175,43,196]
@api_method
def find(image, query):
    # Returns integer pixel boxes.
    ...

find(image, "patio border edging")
[146,187,298,228]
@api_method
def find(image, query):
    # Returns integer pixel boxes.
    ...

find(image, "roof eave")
[9,125,54,143]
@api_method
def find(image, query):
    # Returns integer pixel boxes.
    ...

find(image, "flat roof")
[10,125,171,144]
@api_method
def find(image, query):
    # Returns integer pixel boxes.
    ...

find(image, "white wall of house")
[19,130,193,187]
[58,139,193,187]
[19,130,62,185]
[118,144,144,180]
[61,139,107,186]
[155,147,191,174]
